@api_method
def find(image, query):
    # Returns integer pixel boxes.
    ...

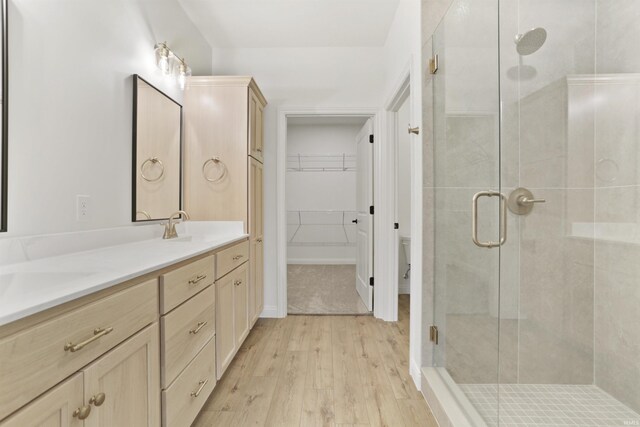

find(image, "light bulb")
[159,53,170,75]
[155,43,171,75]
[177,60,190,90]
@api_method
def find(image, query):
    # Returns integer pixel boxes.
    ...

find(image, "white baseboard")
[259,305,280,318]
[287,259,356,265]
[410,358,422,391]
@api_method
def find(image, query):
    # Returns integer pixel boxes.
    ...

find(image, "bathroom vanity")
[0,222,256,426]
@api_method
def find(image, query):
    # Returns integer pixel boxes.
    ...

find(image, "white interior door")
[355,119,373,311]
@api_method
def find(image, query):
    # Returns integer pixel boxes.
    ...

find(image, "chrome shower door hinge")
[429,55,439,74]
[429,325,439,344]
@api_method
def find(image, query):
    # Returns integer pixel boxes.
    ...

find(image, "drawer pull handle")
[191,379,208,398]
[89,392,106,407]
[234,280,242,286]
[64,327,114,353]
[232,255,244,261]
[72,405,92,420]
[189,321,208,335]
[256,238,263,243]
[189,274,207,285]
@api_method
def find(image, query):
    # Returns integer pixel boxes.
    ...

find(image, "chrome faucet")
[163,211,190,239]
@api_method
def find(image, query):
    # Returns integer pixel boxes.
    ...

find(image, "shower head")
[514,27,547,55]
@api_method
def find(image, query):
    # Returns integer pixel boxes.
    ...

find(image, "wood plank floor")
[193,295,438,427]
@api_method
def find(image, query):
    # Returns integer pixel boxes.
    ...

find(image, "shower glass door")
[431,0,502,424]
[430,0,640,425]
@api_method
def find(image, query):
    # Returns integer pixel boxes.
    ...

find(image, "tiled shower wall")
[421,0,640,414]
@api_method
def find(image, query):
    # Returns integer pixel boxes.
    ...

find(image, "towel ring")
[202,157,227,183]
[141,157,164,182]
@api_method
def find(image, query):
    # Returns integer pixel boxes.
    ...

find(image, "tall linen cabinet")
[183,76,266,330]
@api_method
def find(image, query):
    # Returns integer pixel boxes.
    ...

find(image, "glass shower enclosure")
[426,0,640,425]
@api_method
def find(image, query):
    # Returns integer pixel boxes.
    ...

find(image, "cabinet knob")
[234,280,242,286]
[89,392,106,407]
[73,405,92,420]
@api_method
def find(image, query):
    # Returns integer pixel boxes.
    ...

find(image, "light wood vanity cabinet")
[0,278,158,420]
[0,241,255,427]
[184,76,266,329]
[0,324,160,427]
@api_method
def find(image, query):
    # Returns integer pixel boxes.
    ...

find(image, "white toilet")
[400,235,411,279]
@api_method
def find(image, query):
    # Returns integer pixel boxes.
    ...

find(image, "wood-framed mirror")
[132,74,182,222]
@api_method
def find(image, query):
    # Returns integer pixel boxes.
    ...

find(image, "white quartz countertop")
[0,222,247,327]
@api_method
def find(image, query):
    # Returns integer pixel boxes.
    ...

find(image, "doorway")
[280,113,375,315]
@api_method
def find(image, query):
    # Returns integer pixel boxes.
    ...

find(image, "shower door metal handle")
[472,191,507,248]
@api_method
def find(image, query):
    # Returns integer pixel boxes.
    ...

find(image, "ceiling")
[178,0,400,48]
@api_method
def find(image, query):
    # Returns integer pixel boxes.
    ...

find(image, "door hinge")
[370,206,374,215]
[429,325,439,344]
[394,223,399,230]
[369,277,374,287]
[369,134,374,143]
[429,54,439,74]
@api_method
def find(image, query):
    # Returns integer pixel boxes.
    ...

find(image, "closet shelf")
[287,154,356,172]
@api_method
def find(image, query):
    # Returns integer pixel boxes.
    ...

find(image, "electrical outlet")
[76,195,91,222]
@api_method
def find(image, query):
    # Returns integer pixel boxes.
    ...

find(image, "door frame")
[382,57,423,387]
[276,107,380,318]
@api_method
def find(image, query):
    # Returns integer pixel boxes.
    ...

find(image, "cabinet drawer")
[160,255,214,314]
[0,279,158,420]
[161,337,216,427]
[215,240,249,279]
[161,286,215,388]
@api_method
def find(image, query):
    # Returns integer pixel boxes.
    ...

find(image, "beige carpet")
[287,264,371,315]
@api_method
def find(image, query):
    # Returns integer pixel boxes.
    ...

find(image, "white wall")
[5,0,212,236]
[286,123,359,264]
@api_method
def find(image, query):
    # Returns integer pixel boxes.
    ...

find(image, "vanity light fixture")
[177,58,192,90]
[153,42,192,88]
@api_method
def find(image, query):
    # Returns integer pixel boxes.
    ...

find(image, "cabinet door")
[215,274,236,379]
[256,240,264,317]
[248,91,257,158]
[183,84,249,224]
[255,100,264,161]
[248,90,264,162]
[248,158,264,326]
[233,264,249,347]
[83,324,160,427]
[0,374,84,427]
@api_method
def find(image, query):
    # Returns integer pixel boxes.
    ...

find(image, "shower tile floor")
[460,384,640,427]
